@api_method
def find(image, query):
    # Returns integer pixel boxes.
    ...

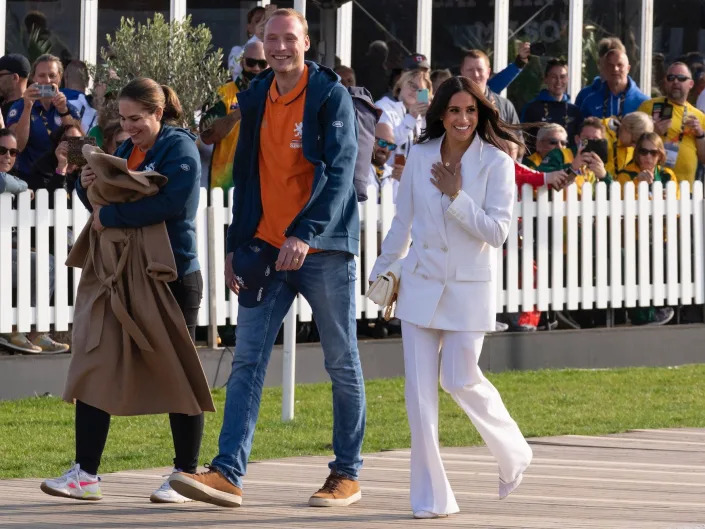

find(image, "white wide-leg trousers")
[401,321,533,514]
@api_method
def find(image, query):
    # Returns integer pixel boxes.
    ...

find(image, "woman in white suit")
[370,76,532,519]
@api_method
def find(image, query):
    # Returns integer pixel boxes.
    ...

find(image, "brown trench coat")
[63,146,215,416]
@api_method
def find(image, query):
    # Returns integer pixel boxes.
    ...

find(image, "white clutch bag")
[366,260,402,321]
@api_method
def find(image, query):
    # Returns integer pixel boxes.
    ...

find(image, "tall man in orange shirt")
[171,8,366,509]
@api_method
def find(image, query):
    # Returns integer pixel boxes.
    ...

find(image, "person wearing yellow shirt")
[616,132,679,199]
[615,132,676,326]
[638,62,705,186]
[200,40,268,191]
[533,120,613,194]
[602,111,652,175]
[522,123,572,169]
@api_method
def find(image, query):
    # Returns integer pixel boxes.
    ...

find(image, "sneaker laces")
[194,463,220,477]
[155,479,174,493]
[63,463,81,483]
[319,473,345,494]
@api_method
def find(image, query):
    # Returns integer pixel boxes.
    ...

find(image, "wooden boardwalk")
[2,429,704,528]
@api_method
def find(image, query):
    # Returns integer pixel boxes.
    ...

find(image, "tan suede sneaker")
[309,472,361,507]
[169,468,242,507]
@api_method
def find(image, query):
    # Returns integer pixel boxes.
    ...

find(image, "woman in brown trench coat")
[40,78,214,504]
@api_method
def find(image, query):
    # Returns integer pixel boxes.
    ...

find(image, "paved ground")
[1,428,704,528]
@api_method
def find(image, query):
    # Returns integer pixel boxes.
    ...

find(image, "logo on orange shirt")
[290,121,303,149]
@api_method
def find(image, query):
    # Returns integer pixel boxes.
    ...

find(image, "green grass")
[2,365,705,479]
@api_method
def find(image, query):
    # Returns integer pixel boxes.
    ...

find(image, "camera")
[36,84,57,98]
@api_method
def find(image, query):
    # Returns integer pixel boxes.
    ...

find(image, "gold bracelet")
[449,190,461,201]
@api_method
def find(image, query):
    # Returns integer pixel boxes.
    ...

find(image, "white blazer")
[369,135,515,332]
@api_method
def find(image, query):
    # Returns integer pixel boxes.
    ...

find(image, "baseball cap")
[232,238,280,308]
[0,54,31,78]
[403,53,430,71]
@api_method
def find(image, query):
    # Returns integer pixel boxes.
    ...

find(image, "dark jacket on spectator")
[486,87,519,124]
[29,150,80,205]
[521,89,583,149]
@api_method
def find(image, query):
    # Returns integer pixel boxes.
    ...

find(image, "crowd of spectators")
[2,7,705,352]
[331,33,705,332]
[0,52,128,354]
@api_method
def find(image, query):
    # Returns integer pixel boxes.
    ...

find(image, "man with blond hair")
[460,49,519,124]
[170,8,366,509]
[579,46,648,119]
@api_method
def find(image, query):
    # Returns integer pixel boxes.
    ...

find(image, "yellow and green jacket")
[203,81,241,191]
[616,160,679,199]
[527,147,613,196]
[601,117,633,176]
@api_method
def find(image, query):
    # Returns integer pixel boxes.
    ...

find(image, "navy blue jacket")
[226,61,359,255]
[76,125,201,278]
[521,89,583,147]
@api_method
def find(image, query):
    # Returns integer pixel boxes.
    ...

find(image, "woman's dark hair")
[48,123,84,150]
[418,76,522,153]
[119,77,184,125]
[0,128,16,141]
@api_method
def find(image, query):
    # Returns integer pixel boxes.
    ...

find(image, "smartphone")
[416,88,429,104]
[582,138,609,164]
[36,84,56,98]
[564,166,578,180]
[531,41,547,56]
[651,101,664,119]
[66,136,97,167]
[661,102,673,120]
[394,153,406,166]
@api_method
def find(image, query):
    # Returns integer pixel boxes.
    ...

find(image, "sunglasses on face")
[244,58,268,69]
[638,148,659,157]
[666,74,691,82]
[375,138,398,151]
[548,138,567,146]
[0,146,19,156]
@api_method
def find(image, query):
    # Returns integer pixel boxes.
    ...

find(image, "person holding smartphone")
[6,54,79,182]
[638,61,705,186]
[375,69,433,159]
[28,123,84,205]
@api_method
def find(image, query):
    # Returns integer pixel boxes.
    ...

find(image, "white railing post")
[493,0,509,97]
[568,0,584,103]
[207,205,219,349]
[282,304,297,422]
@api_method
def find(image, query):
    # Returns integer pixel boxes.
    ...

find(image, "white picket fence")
[1,181,704,335]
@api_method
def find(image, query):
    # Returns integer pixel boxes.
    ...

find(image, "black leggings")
[75,270,204,475]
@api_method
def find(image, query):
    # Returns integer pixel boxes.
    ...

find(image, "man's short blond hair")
[536,123,568,143]
[266,8,309,36]
[462,49,491,69]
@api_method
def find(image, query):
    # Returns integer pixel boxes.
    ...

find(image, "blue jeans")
[211,250,366,488]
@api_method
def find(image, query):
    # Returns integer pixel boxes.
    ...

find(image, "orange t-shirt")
[254,66,318,251]
[127,146,147,171]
